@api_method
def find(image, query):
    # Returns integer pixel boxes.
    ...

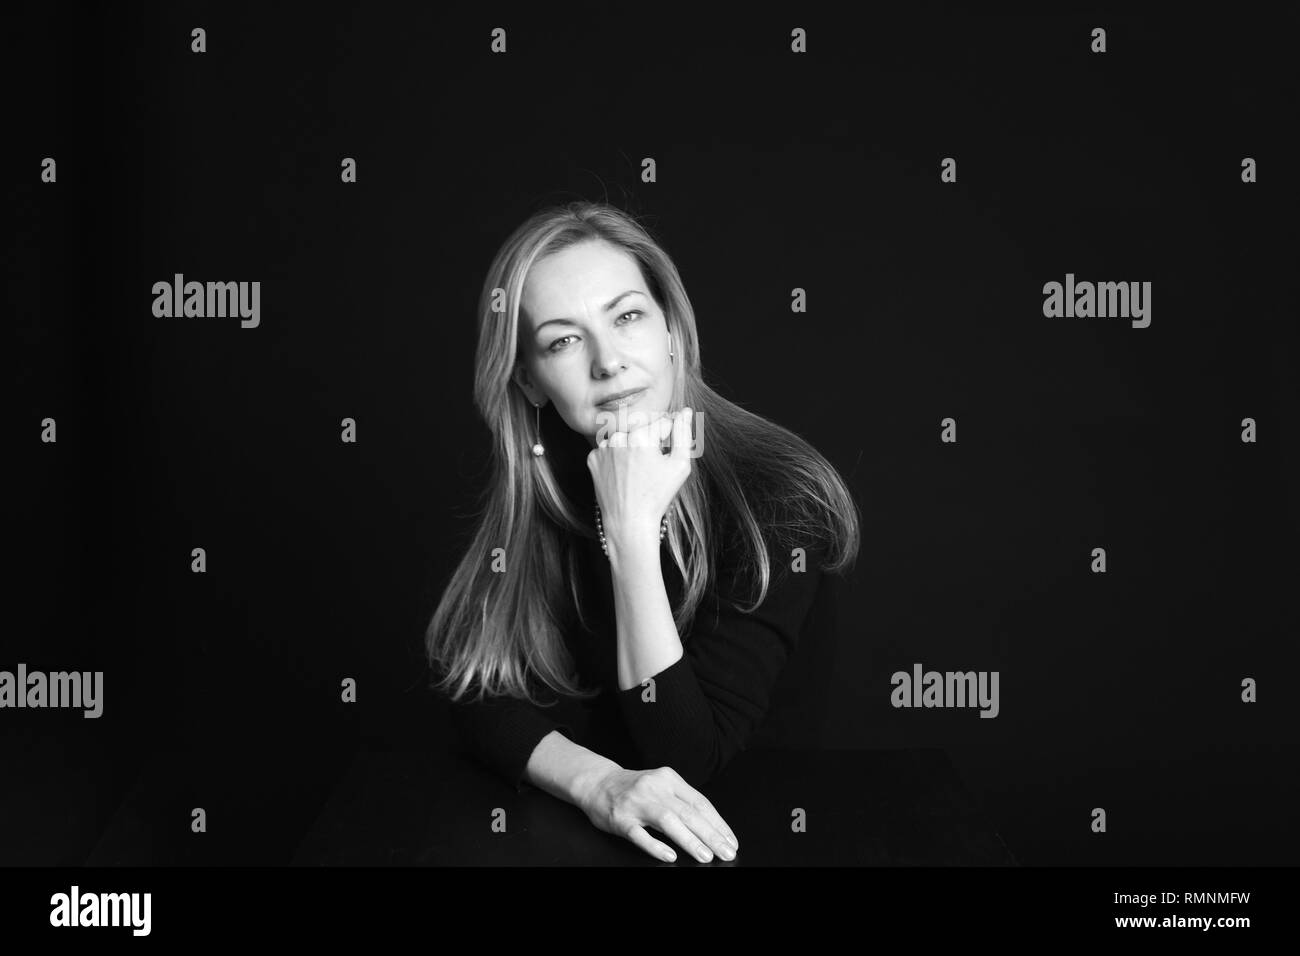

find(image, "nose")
[590,332,627,378]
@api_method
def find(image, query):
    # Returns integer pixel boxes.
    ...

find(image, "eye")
[546,311,643,353]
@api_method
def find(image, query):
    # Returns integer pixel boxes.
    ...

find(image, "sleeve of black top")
[439,682,576,793]
[613,539,829,789]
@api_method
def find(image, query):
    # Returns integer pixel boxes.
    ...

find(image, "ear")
[511,363,542,405]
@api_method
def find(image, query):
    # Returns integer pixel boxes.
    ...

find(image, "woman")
[426,201,859,864]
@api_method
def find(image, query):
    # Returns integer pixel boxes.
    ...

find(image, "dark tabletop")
[291,747,1017,866]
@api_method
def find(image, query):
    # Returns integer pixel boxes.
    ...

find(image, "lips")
[596,387,647,408]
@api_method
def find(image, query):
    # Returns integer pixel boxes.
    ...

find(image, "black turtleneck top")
[439,508,835,792]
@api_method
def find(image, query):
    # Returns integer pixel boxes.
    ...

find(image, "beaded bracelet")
[594,503,668,558]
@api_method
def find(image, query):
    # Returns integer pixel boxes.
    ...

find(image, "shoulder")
[711,505,829,611]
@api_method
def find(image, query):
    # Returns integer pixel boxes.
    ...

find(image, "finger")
[610,430,627,448]
[626,416,655,448]
[657,414,674,452]
[626,410,670,448]
[672,800,736,860]
[624,823,678,863]
[677,791,739,850]
[653,809,717,863]
[669,407,693,461]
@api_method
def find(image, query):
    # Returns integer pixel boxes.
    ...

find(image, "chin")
[591,409,646,443]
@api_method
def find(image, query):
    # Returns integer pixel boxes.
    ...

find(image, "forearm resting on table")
[524,729,623,806]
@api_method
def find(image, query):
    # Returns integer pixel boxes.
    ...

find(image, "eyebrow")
[533,290,645,337]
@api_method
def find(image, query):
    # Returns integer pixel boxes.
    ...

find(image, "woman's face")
[514,239,674,449]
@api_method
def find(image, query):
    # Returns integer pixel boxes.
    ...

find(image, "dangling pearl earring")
[531,400,545,457]
[669,333,674,363]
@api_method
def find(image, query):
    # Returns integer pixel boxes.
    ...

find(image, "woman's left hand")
[587,406,694,553]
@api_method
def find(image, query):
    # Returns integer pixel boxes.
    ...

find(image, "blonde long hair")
[426,201,860,705]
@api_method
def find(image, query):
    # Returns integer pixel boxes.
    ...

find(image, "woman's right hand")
[578,765,739,863]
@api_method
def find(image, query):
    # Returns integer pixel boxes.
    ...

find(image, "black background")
[7,4,1297,867]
